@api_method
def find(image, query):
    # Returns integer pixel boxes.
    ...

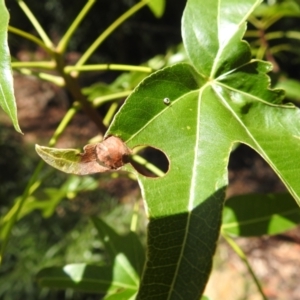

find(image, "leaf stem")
[75,0,149,68]
[92,91,132,107]
[11,61,56,70]
[130,154,165,177]
[65,64,152,74]
[57,0,97,53]
[130,200,140,232]
[103,102,119,126]
[8,26,53,55]
[222,232,268,300]
[15,68,65,86]
[16,0,53,48]
[54,53,107,133]
[48,104,79,147]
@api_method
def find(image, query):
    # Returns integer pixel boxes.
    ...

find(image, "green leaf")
[0,0,22,133]
[223,193,300,236]
[182,0,254,78]
[91,217,145,277]
[106,0,300,297]
[38,219,142,296]
[37,261,138,294]
[37,264,112,293]
[108,60,227,300]
[147,0,166,18]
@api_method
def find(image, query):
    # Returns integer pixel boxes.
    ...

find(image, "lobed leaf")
[107,0,300,298]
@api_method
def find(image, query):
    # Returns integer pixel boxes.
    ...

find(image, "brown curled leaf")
[36,136,131,175]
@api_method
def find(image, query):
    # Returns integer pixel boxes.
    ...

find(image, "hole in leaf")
[129,146,169,178]
[227,144,287,197]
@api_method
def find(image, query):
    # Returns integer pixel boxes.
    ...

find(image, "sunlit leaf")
[0,0,22,133]
[106,0,300,297]
[92,217,145,277]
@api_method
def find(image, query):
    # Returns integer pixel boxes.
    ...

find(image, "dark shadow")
[137,187,226,299]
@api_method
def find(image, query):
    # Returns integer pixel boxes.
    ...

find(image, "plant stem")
[130,154,165,177]
[222,232,268,300]
[48,104,79,146]
[57,0,97,53]
[92,91,132,107]
[11,61,56,70]
[8,26,53,55]
[130,200,140,232]
[103,102,119,126]
[15,68,65,86]
[65,64,152,74]
[16,0,53,48]
[75,0,149,68]
[54,53,107,133]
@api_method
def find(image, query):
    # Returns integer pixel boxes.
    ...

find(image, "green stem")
[65,64,152,74]
[48,104,79,146]
[130,154,165,177]
[75,0,149,68]
[16,0,53,48]
[262,15,284,30]
[264,30,300,41]
[15,68,65,86]
[130,200,140,232]
[103,102,119,126]
[57,0,97,53]
[11,61,56,70]
[222,232,268,300]
[8,26,53,55]
[92,91,132,107]
[270,44,293,54]
[0,105,78,263]
[53,53,107,133]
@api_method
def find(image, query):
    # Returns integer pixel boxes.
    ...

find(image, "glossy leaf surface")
[0,0,21,133]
